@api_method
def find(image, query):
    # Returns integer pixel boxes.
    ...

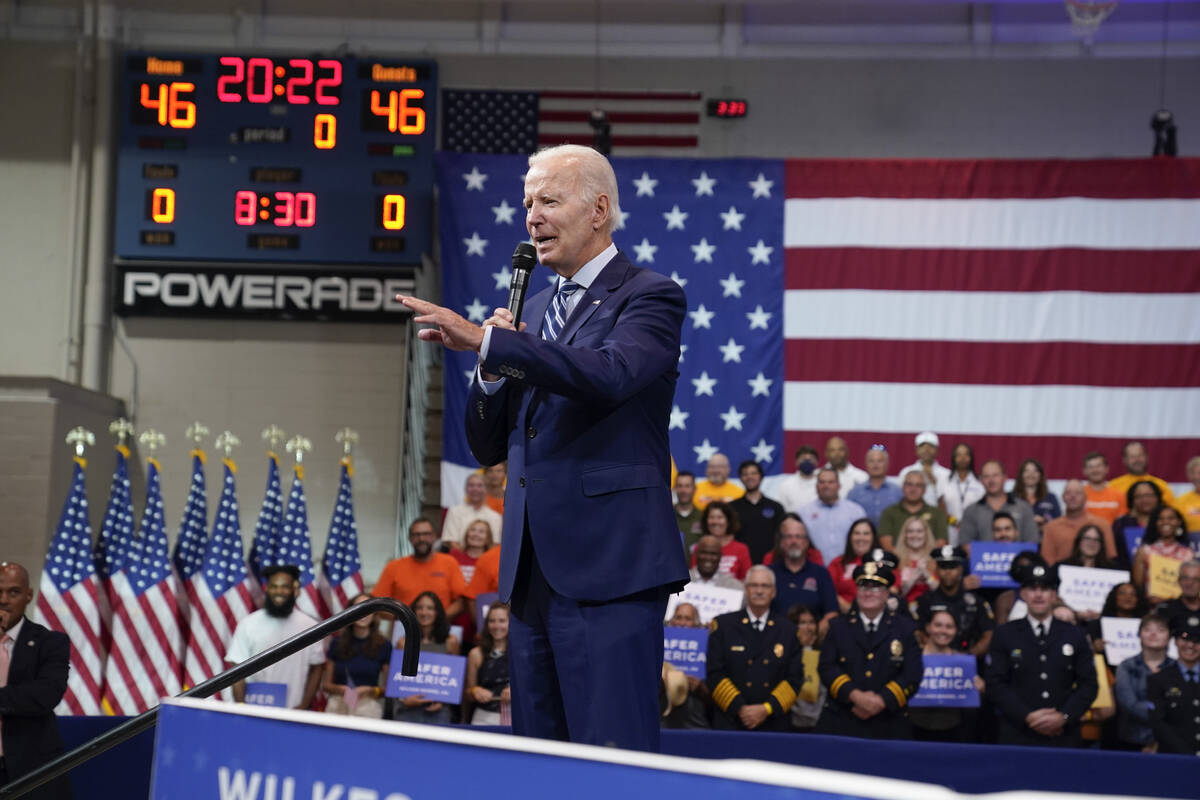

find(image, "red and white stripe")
[183,572,258,696]
[784,158,1200,483]
[317,572,364,616]
[35,575,105,715]
[102,572,184,714]
[538,90,701,156]
[297,582,332,622]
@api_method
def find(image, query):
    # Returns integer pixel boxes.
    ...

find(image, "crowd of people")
[657,435,1200,752]
[218,434,1200,752]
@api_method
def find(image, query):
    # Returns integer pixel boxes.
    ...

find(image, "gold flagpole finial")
[262,425,287,454]
[215,431,240,458]
[335,428,359,457]
[185,421,210,447]
[109,418,135,447]
[285,435,312,465]
[139,429,166,457]
[66,427,96,458]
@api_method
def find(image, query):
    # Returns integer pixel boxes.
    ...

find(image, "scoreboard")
[113,52,437,265]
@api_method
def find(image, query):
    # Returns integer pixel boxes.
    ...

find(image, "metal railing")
[395,255,441,557]
[0,597,421,800]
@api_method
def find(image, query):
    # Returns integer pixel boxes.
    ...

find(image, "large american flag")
[435,154,1200,501]
[33,458,106,715]
[103,458,183,713]
[280,465,331,620]
[318,458,364,614]
[442,89,701,156]
[248,453,284,584]
[184,459,258,693]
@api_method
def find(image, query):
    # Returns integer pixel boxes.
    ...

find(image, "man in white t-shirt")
[773,445,820,513]
[227,564,326,710]
[899,431,950,508]
[440,473,504,549]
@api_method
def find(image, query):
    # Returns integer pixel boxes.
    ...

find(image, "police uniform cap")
[933,545,967,567]
[1017,562,1058,590]
[853,561,894,586]
[868,548,900,570]
[1171,614,1200,641]
[262,563,301,581]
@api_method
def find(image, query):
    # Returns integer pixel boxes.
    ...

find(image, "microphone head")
[511,242,537,275]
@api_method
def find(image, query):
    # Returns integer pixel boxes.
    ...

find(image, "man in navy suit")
[0,562,72,799]
[402,144,688,750]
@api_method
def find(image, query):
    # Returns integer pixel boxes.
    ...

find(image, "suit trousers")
[508,529,668,751]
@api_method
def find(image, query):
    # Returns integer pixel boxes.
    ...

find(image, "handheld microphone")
[507,241,537,326]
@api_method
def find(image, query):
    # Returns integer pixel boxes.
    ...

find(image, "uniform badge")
[864,562,878,577]
[774,643,784,658]
[731,645,745,652]
[1062,643,1074,656]
[1166,687,1182,698]
[709,619,718,633]
[890,639,903,657]
[1011,649,1022,659]
[964,594,976,607]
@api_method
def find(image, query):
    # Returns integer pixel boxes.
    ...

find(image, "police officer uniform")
[916,546,995,653]
[818,563,922,739]
[1147,614,1200,756]
[985,563,1097,747]
[706,609,802,731]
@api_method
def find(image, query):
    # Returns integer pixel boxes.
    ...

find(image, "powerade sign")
[114,264,415,321]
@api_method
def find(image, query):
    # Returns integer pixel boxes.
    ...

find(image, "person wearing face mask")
[226,564,326,710]
[773,446,821,514]
[817,562,922,739]
[985,562,1098,747]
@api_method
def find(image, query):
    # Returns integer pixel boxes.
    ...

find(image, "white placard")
[1100,616,1178,666]
[666,582,744,624]
[1056,566,1129,615]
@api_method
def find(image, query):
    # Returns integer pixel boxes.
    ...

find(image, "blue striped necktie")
[542,280,581,341]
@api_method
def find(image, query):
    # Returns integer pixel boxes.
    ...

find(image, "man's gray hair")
[746,565,775,586]
[528,144,621,235]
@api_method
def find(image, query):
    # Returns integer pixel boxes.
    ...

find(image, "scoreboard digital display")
[113,52,437,265]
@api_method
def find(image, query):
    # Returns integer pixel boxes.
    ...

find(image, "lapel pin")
[592,299,601,305]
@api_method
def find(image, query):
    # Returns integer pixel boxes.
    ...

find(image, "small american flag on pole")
[280,465,331,620]
[318,458,364,614]
[248,453,284,585]
[103,457,183,713]
[184,459,258,694]
[34,457,106,715]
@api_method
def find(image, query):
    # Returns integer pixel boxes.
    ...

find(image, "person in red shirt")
[688,502,751,581]
[828,518,882,612]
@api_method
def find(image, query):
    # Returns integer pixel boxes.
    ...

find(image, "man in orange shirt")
[1108,441,1176,506]
[1082,451,1125,524]
[1041,480,1116,565]
[483,462,507,514]
[373,517,467,617]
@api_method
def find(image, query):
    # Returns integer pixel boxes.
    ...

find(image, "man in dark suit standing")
[818,562,922,739]
[402,144,688,750]
[0,562,71,799]
[986,561,1097,747]
[1148,614,1200,755]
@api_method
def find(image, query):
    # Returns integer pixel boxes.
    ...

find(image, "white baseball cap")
[915,431,940,447]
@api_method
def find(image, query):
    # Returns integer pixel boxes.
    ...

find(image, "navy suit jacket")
[0,618,71,799]
[466,250,689,603]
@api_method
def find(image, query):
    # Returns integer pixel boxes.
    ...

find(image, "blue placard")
[385,650,466,703]
[663,626,709,679]
[475,591,500,633]
[908,654,980,708]
[1124,526,1146,562]
[970,542,1037,588]
[243,682,287,707]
